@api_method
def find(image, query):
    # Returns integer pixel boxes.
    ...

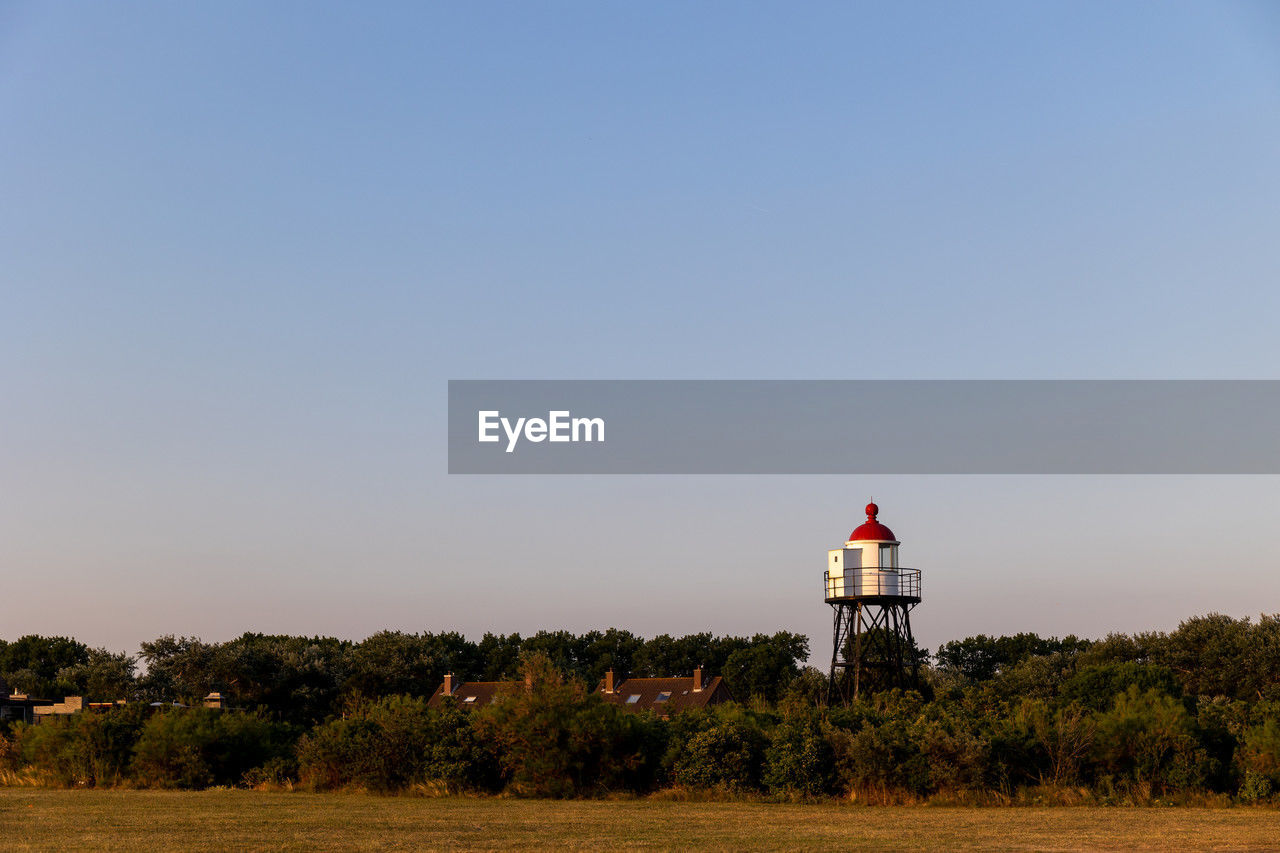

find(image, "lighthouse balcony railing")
[824,567,921,601]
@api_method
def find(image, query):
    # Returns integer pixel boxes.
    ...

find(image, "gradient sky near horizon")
[4,2,1280,664]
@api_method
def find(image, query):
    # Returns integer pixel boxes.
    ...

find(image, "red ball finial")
[865,502,878,520]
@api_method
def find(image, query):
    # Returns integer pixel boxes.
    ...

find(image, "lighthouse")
[825,502,922,703]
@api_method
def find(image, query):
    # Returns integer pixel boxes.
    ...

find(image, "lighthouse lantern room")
[825,502,922,703]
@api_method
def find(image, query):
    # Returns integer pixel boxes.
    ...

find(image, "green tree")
[216,633,351,724]
[1155,613,1254,699]
[0,635,91,698]
[1059,662,1181,711]
[577,628,644,684]
[55,648,137,701]
[983,652,1077,703]
[342,631,478,699]
[476,632,523,680]
[136,636,220,703]
[723,632,809,704]
[935,633,1089,683]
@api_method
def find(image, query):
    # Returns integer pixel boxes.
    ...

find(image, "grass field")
[4,789,1280,851]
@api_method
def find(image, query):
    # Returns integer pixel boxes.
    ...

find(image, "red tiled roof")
[427,674,734,715]
[598,676,732,715]
[426,680,524,709]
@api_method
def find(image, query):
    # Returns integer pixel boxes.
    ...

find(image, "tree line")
[0,629,809,724]
[4,613,1280,802]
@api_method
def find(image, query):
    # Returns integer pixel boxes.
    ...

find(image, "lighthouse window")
[879,544,895,568]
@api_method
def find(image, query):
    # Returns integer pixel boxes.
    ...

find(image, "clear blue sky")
[3,2,1280,661]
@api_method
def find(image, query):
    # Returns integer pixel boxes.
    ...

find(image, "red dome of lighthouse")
[849,502,896,542]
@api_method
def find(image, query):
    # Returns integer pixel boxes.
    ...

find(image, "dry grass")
[4,789,1280,851]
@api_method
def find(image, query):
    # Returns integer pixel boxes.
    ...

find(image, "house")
[426,673,528,709]
[598,667,732,716]
[32,695,84,722]
[427,668,733,715]
[0,677,52,724]
[1,676,131,723]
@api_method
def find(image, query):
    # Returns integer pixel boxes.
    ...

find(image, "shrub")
[241,755,297,788]
[1090,686,1211,794]
[421,701,503,793]
[132,708,294,789]
[762,711,836,796]
[0,730,16,773]
[473,654,662,797]
[296,694,508,794]
[827,691,931,797]
[296,694,441,792]
[671,718,767,792]
[917,714,990,793]
[16,705,147,787]
[1239,770,1273,803]
[1235,713,1280,797]
[837,715,927,796]
[296,716,384,791]
[1013,699,1095,787]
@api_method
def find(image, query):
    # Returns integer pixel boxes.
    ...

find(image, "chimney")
[693,666,703,692]
[605,669,615,693]
[443,673,454,696]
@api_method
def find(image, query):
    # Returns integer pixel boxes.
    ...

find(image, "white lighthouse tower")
[824,502,922,702]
